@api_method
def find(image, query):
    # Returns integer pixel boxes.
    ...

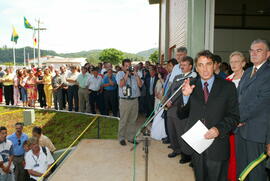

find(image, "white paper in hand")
[181,120,214,154]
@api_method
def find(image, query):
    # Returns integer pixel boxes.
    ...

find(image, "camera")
[123,85,132,97]
[128,66,135,73]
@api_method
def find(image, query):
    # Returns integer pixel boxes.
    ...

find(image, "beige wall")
[214,29,270,62]
[160,0,166,57]
[169,0,188,50]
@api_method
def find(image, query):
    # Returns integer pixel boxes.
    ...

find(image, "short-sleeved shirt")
[116,71,140,98]
[52,75,62,89]
[76,73,90,88]
[24,146,54,181]
[39,134,56,152]
[7,133,28,156]
[66,72,79,86]
[2,73,14,86]
[102,75,117,91]
[0,139,14,175]
[88,74,103,91]
[43,75,52,89]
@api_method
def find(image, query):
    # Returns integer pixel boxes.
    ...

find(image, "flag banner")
[11,26,19,44]
[24,17,33,29]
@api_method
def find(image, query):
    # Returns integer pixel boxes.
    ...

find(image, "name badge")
[34,164,39,167]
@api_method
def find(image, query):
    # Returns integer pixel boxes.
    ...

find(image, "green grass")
[0,107,119,150]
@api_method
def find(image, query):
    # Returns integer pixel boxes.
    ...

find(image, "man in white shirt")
[168,47,188,83]
[88,67,104,114]
[60,65,69,109]
[77,66,91,113]
[24,137,54,181]
[66,66,80,112]
[0,126,14,181]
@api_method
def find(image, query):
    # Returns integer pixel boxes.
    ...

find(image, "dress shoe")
[168,151,180,158]
[120,140,127,146]
[179,157,191,164]
[128,140,138,144]
[162,138,170,144]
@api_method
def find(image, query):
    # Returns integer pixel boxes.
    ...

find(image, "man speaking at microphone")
[181,50,239,181]
[164,56,193,164]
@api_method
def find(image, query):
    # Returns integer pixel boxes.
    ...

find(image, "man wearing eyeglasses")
[236,39,270,181]
[7,123,28,181]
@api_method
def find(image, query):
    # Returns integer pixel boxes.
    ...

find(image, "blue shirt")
[7,133,28,156]
[183,75,215,105]
[103,75,117,91]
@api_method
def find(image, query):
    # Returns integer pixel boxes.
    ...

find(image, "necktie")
[203,82,209,103]
[250,67,257,78]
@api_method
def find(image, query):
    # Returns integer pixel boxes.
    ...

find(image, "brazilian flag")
[11,26,19,44]
[24,17,33,29]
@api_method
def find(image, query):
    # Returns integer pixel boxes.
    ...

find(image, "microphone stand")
[132,76,190,181]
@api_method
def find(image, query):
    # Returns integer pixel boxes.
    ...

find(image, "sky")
[0,0,159,54]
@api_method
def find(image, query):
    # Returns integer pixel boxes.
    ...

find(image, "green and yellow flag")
[24,17,33,29]
[11,26,19,44]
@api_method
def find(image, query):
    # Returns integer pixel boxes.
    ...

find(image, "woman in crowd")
[226,51,246,181]
[154,71,165,111]
[19,69,28,107]
[2,67,14,105]
[36,68,47,108]
[13,69,23,106]
[26,70,37,107]
[42,68,53,109]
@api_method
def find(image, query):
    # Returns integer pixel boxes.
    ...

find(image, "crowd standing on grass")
[0,38,270,181]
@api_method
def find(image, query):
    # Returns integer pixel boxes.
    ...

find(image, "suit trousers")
[235,133,268,181]
[61,88,68,109]
[89,90,104,114]
[67,85,79,112]
[193,152,228,181]
[37,86,46,108]
[167,114,181,153]
[4,85,14,105]
[78,88,90,113]
[145,94,155,117]
[13,156,27,181]
[53,89,63,110]
[103,90,118,117]
[118,98,138,141]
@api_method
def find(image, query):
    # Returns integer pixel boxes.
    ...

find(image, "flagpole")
[24,47,26,67]
[13,42,16,67]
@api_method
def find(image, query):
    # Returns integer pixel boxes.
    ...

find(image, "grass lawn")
[0,107,119,150]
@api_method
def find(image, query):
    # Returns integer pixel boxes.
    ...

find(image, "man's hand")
[182,78,195,96]
[2,166,10,174]
[166,101,172,108]
[266,144,270,157]
[237,122,246,127]
[204,127,219,139]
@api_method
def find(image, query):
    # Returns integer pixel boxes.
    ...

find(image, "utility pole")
[34,19,46,67]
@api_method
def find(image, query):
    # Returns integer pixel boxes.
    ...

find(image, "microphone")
[175,72,197,82]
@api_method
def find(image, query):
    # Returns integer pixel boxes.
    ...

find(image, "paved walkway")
[49,139,195,181]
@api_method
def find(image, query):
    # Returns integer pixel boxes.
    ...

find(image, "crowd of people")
[0,38,270,181]
[0,123,55,181]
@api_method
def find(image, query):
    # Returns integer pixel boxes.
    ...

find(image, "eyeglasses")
[18,139,21,146]
[249,49,264,54]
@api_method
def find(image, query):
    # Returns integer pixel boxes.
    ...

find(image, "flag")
[34,37,37,46]
[33,30,37,47]
[11,26,19,44]
[24,17,33,29]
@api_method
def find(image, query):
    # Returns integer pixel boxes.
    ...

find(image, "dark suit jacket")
[238,60,270,144]
[144,75,158,97]
[182,76,239,161]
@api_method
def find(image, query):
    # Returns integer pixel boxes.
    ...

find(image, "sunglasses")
[18,139,21,146]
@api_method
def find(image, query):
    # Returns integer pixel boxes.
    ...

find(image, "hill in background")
[0,46,157,65]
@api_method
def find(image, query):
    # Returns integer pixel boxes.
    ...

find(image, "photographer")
[116,59,143,146]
